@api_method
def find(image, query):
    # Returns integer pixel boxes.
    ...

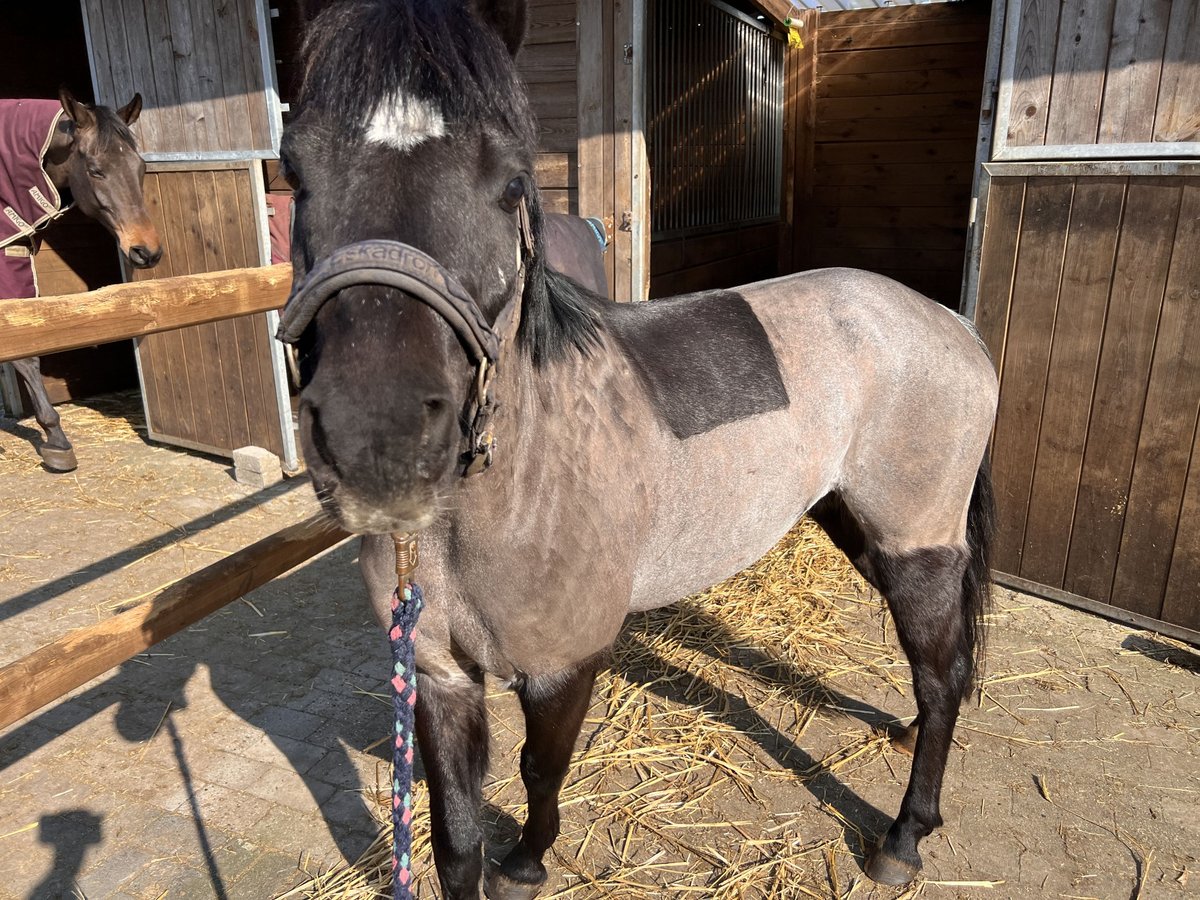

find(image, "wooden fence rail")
[0,264,291,364]
[0,265,354,732]
[0,514,348,731]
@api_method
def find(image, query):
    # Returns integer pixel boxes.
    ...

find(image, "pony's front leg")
[485,661,600,900]
[9,357,77,471]
[416,663,490,899]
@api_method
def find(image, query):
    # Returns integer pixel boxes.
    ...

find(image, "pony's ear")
[58,87,96,130]
[472,0,528,57]
[117,93,143,126]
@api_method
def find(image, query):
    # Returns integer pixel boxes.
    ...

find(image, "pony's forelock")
[298,0,603,365]
[298,0,534,146]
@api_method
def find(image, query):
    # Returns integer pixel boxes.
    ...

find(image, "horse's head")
[53,88,161,269]
[282,0,565,534]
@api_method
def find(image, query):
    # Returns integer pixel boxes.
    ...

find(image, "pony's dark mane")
[299,0,603,367]
[521,190,605,366]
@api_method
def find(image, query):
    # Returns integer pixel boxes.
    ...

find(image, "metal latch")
[623,43,633,64]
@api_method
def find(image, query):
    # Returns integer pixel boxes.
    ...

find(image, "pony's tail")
[962,452,996,693]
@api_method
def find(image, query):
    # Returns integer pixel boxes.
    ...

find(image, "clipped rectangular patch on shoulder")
[604,291,790,439]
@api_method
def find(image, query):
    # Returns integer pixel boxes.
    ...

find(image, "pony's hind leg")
[416,662,490,900]
[865,546,974,884]
[485,660,601,900]
[9,357,77,472]
[813,462,993,885]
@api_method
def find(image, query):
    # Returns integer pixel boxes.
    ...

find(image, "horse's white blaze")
[365,92,446,151]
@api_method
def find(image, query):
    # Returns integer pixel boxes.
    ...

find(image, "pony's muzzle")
[298,365,462,535]
[126,243,162,268]
[118,224,163,268]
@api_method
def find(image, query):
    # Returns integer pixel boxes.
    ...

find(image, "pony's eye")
[500,176,525,212]
[88,167,105,179]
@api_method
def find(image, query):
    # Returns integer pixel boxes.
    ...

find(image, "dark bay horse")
[278,1,999,896]
[1,89,161,472]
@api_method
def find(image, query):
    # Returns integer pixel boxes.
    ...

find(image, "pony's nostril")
[128,245,151,267]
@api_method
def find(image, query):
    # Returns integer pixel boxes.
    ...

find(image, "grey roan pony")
[280,1,999,896]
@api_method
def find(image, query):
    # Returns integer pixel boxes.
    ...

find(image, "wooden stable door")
[966,0,1200,641]
[132,162,295,467]
[576,0,649,301]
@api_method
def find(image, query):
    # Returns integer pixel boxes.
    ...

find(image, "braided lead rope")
[390,581,423,898]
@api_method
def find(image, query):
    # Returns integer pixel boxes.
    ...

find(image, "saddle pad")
[603,289,791,439]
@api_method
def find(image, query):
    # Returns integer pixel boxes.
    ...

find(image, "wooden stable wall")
[518,2,579,215]
[795,2,989,306]
[996,0,1200,159]
[651,223,779,297]
[976,168,1200,636]
[81,0,275,156]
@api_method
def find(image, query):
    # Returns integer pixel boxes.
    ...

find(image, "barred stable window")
[648,0,785,239]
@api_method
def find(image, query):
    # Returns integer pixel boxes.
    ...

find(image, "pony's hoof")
[865,845,921,886]
[888,721,919,756]
[484,869,545,900]
[39,445,78,472]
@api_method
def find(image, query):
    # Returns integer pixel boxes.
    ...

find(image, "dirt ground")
[1,393,1197,899]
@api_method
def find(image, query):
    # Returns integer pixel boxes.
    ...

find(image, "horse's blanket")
[0,99,67,299]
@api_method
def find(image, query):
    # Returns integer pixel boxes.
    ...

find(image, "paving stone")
[182,782,272,836]
[189,745,276,792]
[242,765,338,813]
[237,732,328,774]
[249,704,326,741]
[244,804,344,862]
[227,849,304,900]
[77,845,159,897]
[119,856,206,900]
[0,721,62,770]
[316,788,379,830]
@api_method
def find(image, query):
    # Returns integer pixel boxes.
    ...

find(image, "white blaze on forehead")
[365,92,446,151]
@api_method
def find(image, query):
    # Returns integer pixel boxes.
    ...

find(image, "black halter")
[276,200,534,475]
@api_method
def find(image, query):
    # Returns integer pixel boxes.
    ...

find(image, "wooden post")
[0,514,348,732]
[0,264,291,364]
[783,9,818,275]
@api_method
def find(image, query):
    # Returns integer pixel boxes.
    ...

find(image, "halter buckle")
[465,360,497,477]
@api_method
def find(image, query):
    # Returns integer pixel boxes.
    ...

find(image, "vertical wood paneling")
[1005,0,1198,153]
[112,0,162,149]
[84,0,273,155]
[806,3,988,306]
[1019,178,1125,586]
[1153,0,1200,143]
[1065,178,1180,602]
[1006,0,1061,147]
[135,165,284,459]
[1043,0,1116,147]
[984,172,1200,633]
[1111,182,1200,618]
[1163,428,1200,631]
[973,177,1026,376]
[988,177,1074,573]
[235,0,272,150]
[140,0,187,146]
[1097,0,1171,144]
